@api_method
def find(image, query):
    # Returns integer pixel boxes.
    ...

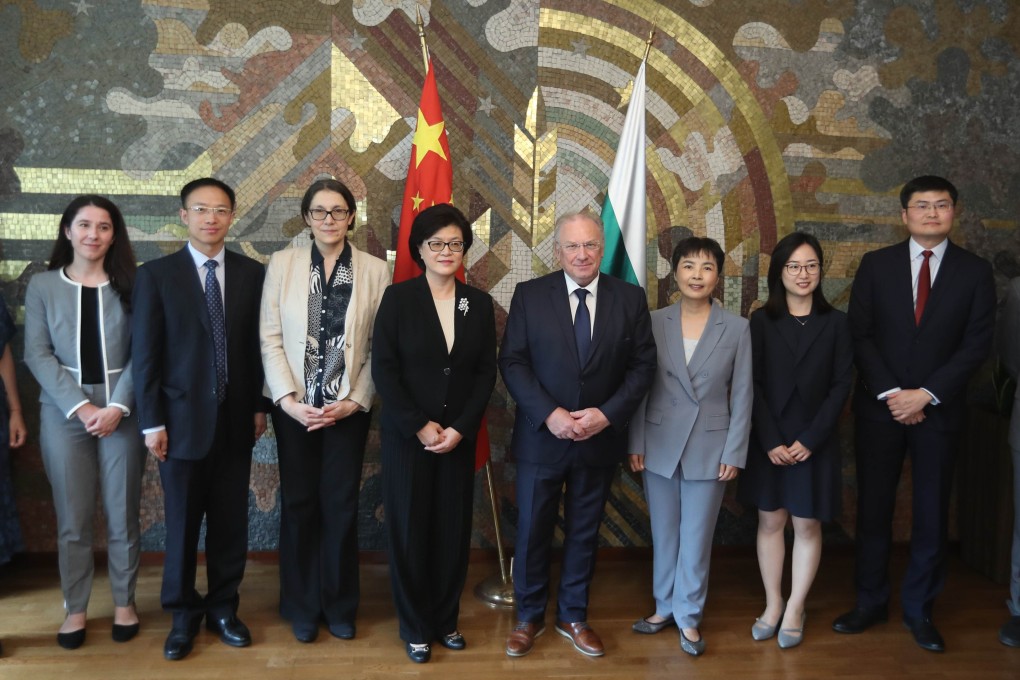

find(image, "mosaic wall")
[1,0,1018,554]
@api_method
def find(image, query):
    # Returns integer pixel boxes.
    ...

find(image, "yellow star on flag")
[413,107,448,168]
[411,191,424,212]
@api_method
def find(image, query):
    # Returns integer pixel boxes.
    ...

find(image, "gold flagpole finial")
[642,30,655,63]
[416,4,430,73]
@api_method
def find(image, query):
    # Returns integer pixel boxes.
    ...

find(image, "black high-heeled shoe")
[57,628,86,650]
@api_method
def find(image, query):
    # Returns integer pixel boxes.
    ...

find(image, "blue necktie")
[574,288,591,364]
[204,260,227,403]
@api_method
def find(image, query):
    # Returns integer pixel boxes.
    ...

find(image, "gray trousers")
[1011,446,1020,617]
[644,465,727,629]
[39,385,145,613]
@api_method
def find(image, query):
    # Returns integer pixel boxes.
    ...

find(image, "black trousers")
[272,407,369,626]
[853,417,958,619]
[381,432,475,643]
[158,404,252,632]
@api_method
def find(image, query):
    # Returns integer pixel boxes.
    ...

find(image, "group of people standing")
[0,172,1014,664]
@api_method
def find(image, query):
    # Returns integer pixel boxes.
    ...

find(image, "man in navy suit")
[499,212,656,658]
[833,175,996,652]
[133,178,267,661]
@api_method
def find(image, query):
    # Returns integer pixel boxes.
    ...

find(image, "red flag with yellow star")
[394,58,452,284]
[394,58,491,471]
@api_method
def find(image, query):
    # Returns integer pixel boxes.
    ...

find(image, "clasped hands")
[76,403,123,438]
[545,406,609,442]
[885,388,931,425]
[416,421,463,454]
[282,395,360,432]
[767,440,812,466]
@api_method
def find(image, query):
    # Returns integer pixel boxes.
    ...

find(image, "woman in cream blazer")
[259,178,389,642]
[24,195,145,649]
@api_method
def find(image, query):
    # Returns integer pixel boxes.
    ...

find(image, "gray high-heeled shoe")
[777,611,806,649]
[752,602,785,641]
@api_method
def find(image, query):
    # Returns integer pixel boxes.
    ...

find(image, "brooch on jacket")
[458,297,469,316]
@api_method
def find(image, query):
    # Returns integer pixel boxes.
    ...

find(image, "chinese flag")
[395,58,491,471]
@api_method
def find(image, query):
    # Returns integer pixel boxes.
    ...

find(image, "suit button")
[443,368,451,375]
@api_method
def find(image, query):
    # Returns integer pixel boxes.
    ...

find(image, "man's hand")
[569,408,609,441]
[886,388,932,424]
[146,430,169,462]
[545,407,582,440]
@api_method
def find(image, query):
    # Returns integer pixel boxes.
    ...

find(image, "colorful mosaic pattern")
[1,1,1018,553]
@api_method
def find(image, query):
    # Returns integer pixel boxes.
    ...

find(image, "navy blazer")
[499,271,656,467]
[749,307,853,454]
[848,238,995,431]
[371,274,497,441]
[132,246,266,460]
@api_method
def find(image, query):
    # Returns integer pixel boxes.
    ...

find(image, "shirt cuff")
[920,388,940,405]
[65,399,90,419]
[142,425,166,435]
[109,402,131,416]
[876,387,901,401]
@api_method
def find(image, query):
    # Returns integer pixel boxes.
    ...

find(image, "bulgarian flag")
[394,57,491,471]
[599,58,648,288]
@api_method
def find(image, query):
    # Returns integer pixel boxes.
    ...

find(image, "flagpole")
[415,4,430,72]
[473,460,515,608]
[643,29,654,63]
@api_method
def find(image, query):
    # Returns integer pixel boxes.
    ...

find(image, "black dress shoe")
[832,605,888,634]
[327,622,355,640]
[292,621,318,643]
[112,622,140,643]
[439,631,466,650]
[903,616,944,652]
[999,616,1020,647]
[164,629,195,661]
[406,641,431,663]
[206,614,252,648]
[57,628,86,650]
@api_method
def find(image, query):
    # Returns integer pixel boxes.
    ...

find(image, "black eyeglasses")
[309,208,350,221]
[784,262,820,275]
[425,240,465,252]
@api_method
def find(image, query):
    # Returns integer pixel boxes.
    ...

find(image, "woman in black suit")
[372,204,497,664]
[737,232,852,649]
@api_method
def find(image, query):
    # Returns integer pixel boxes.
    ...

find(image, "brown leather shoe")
[506,621,545,657]
[555,620,604,657]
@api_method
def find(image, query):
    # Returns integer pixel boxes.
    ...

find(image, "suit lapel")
[413,274,450,357]
[663,304,696,401]
[548,275,580,367]
[176,246,213,338]
[686,301,724,378]
[918,240,956,328]
[793,312,826,363]
[587,276,613,363]
[893,240,917,326]
[223,249,241,337]
[451,279,468,358]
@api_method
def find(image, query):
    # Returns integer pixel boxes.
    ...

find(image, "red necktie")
[914,250,932,325]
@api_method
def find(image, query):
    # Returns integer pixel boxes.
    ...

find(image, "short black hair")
[180,177,236,210]
[761,231,834,319]
[300,178,356,230]
[899,175,958,209]
[670,236,724,272]
[408,203,473,271]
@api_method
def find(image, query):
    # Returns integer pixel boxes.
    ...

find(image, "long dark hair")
[48,195,137,309]
[762,232,833,320]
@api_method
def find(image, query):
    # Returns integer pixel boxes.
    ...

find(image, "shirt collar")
[909,237,948,260]
[187,242,225,269]
[564,271,600,298]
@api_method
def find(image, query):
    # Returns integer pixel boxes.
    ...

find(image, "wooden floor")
[0,549,1016,679]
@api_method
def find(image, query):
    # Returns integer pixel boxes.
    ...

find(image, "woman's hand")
[85,406,124,438]
[628,454,645,472]
[416,421,445,448]
[322,399,360,422]
[280,395,335,431]
[718,463,739,481]
[787,440,813,463]
[424,427,463,454]
[8,409,26,448]
[767,444,796,466]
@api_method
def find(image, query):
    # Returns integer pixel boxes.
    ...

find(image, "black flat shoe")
[57,628,86,650]
[439,631,466,650]
[163,629,194,661]
[206,614,252,647]
[406,641,431,663]
[292,621,318,643]
[112,622,140,643]
[903,616,945,653]
[832,605,888,634]
[328,622,355,640]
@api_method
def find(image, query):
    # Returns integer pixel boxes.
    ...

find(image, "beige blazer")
[260,243,390,409]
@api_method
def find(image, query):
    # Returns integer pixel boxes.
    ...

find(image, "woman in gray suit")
[629,237,752,656]
[260,178,389,643]
[24,195,144,649]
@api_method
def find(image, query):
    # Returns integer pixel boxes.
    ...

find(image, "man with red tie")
[833,176,996,652]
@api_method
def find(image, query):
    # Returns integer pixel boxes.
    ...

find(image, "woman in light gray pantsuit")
[24,195,144,650]
[628,237,752,656]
